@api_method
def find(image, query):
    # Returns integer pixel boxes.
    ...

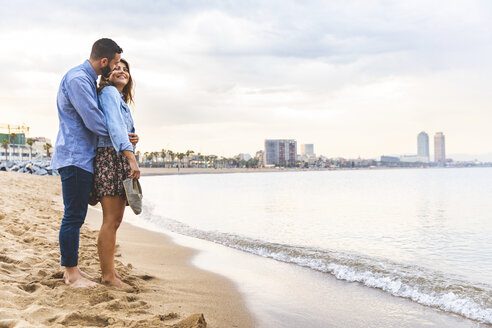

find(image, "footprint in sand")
[60,312,110,327]
[18,282,41,293]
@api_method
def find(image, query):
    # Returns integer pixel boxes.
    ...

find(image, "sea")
[129,167,492,327]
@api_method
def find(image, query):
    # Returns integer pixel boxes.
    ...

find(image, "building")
[1,124,30,161]
[265,139,297,167]
[300,144,314,156]
[417,131,429,162]
[380,156,400,163]
[300,143,316,166]
[400,155,419,163]
[434,132,446,163]
[255,150,264,167]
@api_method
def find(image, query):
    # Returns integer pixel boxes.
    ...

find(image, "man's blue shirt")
[51,60,109,173]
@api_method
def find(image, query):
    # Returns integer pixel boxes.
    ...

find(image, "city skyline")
[1,1,492,160]
[3,124,491,163]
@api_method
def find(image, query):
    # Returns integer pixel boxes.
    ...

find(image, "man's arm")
[66,76,109,137]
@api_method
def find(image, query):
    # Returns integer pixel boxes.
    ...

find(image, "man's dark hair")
[90,38,123,61]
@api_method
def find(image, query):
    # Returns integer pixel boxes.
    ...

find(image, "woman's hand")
[122,150,141,179]
[128,159,141,179]
[129,133,139,146]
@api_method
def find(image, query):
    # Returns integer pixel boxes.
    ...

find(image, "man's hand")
[129,133,139,146]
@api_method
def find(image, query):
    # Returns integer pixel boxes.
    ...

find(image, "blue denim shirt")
[51,60,109,173]
[97,86,135,154]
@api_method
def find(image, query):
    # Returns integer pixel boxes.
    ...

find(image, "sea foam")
[140,203,492,325]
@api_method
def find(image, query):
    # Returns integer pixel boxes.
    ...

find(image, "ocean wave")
[140,203,492,325]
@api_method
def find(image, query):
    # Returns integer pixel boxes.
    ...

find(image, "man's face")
[101,53,121,78]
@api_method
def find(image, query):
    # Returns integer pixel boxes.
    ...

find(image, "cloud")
[1,0,492,158]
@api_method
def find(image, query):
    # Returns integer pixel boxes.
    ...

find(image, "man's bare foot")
[78,267,93,279]
[64,267,98,288]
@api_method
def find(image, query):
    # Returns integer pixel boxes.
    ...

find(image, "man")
[51,38,122,288]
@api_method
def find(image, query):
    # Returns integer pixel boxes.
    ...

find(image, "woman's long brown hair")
[97,58,134,105]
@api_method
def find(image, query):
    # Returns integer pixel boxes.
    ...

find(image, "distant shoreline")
[140,165,491,177]
[140,166,414,176]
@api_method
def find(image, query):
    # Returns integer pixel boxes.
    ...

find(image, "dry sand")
[0,172,254,327]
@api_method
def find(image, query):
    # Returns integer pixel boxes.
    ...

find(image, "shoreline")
[0,172,254,327]
[140,165,490,177]
[140,166,402,176]
[85,207,255,327]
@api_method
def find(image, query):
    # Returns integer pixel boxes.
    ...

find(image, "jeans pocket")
[59,166,75,182]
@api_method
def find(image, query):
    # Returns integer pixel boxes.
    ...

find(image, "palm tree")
[177,152,185,168]
[135,150,141,163]
[26,138,35,161]
[9,133,16,160]
[167,150,175,167]
[196,152,204,167]
[160,149,167,167]
[43,143,52,158]
[2,139,9,162]
[185,150,194,168]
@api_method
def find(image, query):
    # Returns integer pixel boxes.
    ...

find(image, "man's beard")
[101,64,111,79]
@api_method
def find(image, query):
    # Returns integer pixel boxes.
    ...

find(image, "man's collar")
[83,59,98,82]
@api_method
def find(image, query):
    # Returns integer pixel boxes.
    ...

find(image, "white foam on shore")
[139,205,492,325]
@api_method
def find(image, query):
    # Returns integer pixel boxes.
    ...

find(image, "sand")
[0,172,254,327]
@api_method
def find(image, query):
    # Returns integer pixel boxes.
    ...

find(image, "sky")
[1,0,492,160]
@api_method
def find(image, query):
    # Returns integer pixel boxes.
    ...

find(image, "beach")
[1,169,491,327]
[0,171,254,327]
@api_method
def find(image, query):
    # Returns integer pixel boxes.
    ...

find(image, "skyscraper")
[434,132,446,163]
[417,131,429,162]
[265,139,297,167]
[301,144,314,156]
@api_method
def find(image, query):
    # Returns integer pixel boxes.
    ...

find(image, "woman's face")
[109,61,130,88]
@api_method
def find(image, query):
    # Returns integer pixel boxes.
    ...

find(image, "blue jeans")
[59,165,93,267]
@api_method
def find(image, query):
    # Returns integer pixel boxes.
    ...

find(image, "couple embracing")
[51,38,140,288]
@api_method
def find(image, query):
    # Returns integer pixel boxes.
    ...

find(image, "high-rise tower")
[434,132,446,163]
[417,131,429,162]
[265,139,297,167]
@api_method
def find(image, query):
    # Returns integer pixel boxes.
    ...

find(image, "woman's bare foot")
[101,276,127,288]
[64,267,98,288]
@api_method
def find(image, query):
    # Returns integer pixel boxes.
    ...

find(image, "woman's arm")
[99,86,140,179]
[98,86,134,153]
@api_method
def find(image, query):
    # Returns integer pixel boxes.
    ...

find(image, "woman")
[89,58,140,287]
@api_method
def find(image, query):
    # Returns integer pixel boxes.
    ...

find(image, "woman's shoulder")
[98,85,120,97]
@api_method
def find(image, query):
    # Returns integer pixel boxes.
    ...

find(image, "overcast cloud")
[1,0,492,159]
